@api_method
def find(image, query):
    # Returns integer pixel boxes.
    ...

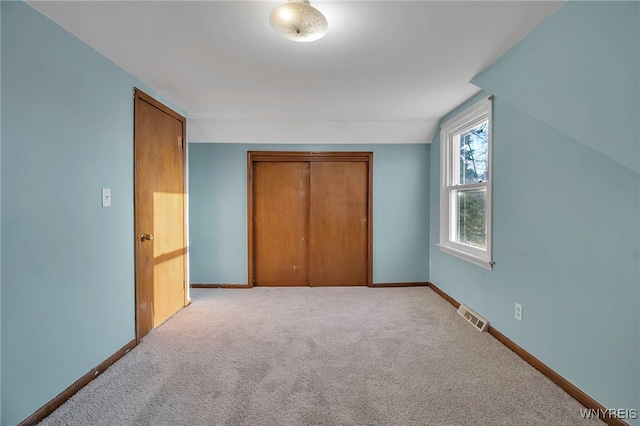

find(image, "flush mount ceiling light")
[269,0,328,42]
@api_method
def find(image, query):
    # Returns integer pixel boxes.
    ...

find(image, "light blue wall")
[189,143,430,285]
[430,1,639,421]
[472,1,640,175]
[1,2,184,424]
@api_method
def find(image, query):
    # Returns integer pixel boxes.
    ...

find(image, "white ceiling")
[28,1,563,144]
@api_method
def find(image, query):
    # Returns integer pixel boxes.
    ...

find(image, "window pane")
[458,120,489,184]
[456,189,486,249]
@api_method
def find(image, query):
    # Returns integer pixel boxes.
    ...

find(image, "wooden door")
[309,161,368,286]
[253,162,309,286]
[248,152,372,287]
[134,88,187,341]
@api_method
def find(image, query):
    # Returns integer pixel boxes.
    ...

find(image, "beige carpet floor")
[40,287,603,425]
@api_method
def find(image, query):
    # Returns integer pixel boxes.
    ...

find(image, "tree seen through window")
[456,121,488,248]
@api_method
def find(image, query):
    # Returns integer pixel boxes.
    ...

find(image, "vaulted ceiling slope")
[28,1,563,143]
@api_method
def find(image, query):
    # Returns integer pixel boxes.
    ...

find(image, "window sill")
[437,243,493,271]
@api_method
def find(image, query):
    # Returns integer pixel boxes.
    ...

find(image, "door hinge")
[178,137,184,148]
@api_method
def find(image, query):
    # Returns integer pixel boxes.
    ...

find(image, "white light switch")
[102,188,111,207]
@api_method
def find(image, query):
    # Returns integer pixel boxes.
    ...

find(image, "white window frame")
[438,96,493,270]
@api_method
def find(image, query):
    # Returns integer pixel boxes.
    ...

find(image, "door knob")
[140,233,154,242]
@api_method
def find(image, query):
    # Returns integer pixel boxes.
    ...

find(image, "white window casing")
[438,96,494,270]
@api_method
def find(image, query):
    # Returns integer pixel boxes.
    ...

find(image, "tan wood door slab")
[253,162,310,286]
[309,161,368,286]
[134,88,187,341]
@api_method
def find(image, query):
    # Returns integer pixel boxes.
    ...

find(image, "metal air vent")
[457,304,489,332]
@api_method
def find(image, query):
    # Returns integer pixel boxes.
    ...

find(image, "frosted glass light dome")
[269,0,328,42]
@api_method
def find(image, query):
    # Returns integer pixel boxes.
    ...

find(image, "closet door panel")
[254,162,309,286]
[309,161,368,286]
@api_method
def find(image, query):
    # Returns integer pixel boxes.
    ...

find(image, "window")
[439,96,493,270]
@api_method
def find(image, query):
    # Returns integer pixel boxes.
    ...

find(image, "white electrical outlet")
[515,303,523,321]
[429,258,432,268]
[102,188,111,207]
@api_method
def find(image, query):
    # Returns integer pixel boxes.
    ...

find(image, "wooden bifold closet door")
[249,152,372,287]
